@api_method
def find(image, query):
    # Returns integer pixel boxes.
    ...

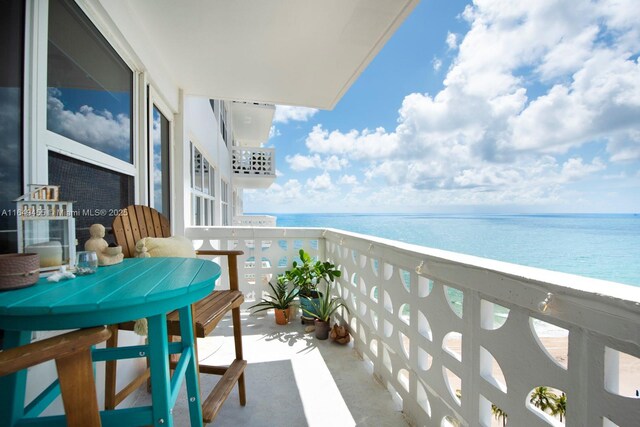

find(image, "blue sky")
[245,0,640,214]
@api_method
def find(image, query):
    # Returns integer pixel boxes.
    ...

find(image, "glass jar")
[75,251,98,275]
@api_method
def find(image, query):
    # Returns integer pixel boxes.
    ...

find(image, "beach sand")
[446,337,638,396]
[442,337,639,425]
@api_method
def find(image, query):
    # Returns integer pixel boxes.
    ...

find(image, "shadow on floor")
[192,311,408,427]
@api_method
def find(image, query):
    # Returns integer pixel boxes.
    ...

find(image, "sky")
[245,0,640,214]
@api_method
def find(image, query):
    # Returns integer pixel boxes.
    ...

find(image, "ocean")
[270,213,640,287]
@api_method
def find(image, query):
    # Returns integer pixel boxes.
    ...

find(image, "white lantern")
[15,185,76,272]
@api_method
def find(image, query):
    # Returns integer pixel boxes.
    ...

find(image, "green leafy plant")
[457,389,507,426]
[285,249,341,297]
[529,386,558,415]
[301,282,349,322]
[552,392,566,422]
[491,404,508,427]
[249,276,298,312]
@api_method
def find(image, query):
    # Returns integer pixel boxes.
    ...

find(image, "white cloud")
[305,125,398,160]
[432,57,442,72]
[338,174,358,185]
[286,154,320,171]
[269,125,281,139]
[560,157,605,181]
[273,105,319,123]
[446,32,458,50]
[285,153,348,171]
[265,179,302,201]
[306,172,332,191]
[324,155,349,171]
[47,88,130,156]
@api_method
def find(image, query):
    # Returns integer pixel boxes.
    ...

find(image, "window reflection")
[151,106,170,216]
[0,1,25,253]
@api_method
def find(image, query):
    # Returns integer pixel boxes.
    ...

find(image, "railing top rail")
[322,227,640,302]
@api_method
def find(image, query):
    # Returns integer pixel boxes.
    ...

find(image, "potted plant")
[249,276,298,325]
[302,283,349,339]
[284,249,341,321]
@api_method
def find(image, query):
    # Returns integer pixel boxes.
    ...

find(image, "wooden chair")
[105,205,246,423]
[0,326,111,427]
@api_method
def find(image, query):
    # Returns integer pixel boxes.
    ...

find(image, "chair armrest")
[194,250,244,291]
[0,326,111,376]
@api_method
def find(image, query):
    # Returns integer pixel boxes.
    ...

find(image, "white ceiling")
[99,0,418,110]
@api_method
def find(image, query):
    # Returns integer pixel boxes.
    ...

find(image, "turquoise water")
[269,213,640,287]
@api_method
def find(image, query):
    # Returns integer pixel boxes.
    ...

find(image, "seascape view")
[272,212,640,287]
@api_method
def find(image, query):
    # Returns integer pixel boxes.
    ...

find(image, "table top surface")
[0,257,220,331]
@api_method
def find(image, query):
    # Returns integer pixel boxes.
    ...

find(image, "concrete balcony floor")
[132,310,409,426]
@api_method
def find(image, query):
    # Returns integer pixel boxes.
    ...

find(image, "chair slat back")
[112,205,171,258]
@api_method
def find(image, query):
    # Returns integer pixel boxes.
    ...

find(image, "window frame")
[29,0,140,194]
[189,142,217,226]
[220,179,230,226]
[147,85,173,219]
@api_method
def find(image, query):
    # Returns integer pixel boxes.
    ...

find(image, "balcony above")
[231,147,276,189]
[231,102,275,147]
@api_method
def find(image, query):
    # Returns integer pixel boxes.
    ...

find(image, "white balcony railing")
[231,147,275,177]
[185,226,640,427]
[231,147,276,188]
[232,215,277,227]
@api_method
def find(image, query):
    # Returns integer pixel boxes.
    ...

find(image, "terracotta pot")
[274,307,291,325]
[314,319,331,340]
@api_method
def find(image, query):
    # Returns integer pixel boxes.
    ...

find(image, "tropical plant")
[529,386,558,415]
[285,249,341,297]
[249,276,298,313]
[491,404,508,427]
[552,392,567,422]
[301,282,349,322]
[457,389,507,426]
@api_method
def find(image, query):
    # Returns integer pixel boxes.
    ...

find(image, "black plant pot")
[314,319,331,340]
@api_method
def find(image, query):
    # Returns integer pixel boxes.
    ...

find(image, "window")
[47,0,133,163]
[202,161,210,195]
[150,105,170,216]
[193,149,202,192]
[43,0,134,250]
[221,180,230,226]
[0,0,25,253]
[49,152,134,247]
[190,144,216,226]
[220,101,228,146]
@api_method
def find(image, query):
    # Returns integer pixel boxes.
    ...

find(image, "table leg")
[0,330,31,426]
[147,314,173,427]
[178,304,204,427]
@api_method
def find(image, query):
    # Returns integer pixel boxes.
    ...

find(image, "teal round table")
[0,257,221,427]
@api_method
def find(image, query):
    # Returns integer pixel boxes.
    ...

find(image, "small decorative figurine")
[84,224,123,266]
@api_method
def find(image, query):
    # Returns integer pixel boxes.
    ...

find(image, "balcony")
[182,226,640,427]
[230,102,276,146]
[231,147,276,189]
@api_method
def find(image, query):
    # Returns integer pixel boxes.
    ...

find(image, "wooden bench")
[105,205,246,423]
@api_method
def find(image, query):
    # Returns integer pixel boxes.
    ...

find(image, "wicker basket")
[0,253,40,291]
